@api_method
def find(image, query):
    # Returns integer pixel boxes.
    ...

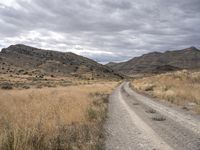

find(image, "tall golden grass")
[132,70,200,113]
[0,82,117,150]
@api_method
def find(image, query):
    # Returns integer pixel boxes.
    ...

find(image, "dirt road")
[105,82,200,150]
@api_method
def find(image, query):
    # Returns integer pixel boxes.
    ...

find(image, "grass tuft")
[152,115,166,121]
[146,108,156,114]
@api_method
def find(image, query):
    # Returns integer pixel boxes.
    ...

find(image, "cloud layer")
[0,0,200,63]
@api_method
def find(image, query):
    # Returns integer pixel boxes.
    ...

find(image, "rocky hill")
[0,44,123,79]
[107,47,200,75]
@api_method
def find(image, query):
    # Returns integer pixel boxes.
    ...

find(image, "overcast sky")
[0,0,200,63]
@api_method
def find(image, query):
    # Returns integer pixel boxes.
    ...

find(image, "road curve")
[105,82,200,150]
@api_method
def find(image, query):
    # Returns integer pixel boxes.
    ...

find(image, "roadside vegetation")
[132,70,200,113]
[0,82,117,150]
[0,73,118,90]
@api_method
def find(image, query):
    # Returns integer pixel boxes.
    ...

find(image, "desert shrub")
[146,108,156,113]
[132,102,139,105]
[22,85,30,89]
[86,107,98,121]
[18,69,24,73]
[23,72,28,75]
[1,83,13,90]
[152,115,166,121]
[144,84,155,91]
[90,92,109,104]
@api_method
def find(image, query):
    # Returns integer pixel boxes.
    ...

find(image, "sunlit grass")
[132,70,200,113]
[0,82,117,149]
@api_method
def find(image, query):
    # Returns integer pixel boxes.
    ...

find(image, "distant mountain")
[0,44,123,79]
[106,62,118,68]
[106,47,200,75]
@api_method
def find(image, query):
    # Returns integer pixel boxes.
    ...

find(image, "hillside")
[107,47,200,75]
[0,44,122,79]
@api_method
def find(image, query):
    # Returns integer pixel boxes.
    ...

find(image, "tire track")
[105,83,172,150]
[123,82,200,135]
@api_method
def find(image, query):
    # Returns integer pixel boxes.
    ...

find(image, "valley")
[1,0,200,149]
[0,44,200,150]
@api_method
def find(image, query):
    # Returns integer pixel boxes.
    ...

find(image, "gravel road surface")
[105,82,200,150]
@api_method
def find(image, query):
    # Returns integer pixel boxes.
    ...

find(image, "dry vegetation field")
[0,75,118,150]
[132,70,200,113]
[0,73,114,90]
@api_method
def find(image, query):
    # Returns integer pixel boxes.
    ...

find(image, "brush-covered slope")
[0,44,122,79]
[107,47,200,75]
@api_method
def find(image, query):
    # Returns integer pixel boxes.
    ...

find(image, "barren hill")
[107,47,200,75]
[0,44,122,79]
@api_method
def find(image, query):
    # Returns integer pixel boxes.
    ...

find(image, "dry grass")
[152,115,166,121]
[132,70,200,113]
[0,74,114,89]
[0,82,117,150]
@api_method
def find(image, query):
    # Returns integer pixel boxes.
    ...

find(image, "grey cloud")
[0,0,200,62]
[102,0,132,10]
